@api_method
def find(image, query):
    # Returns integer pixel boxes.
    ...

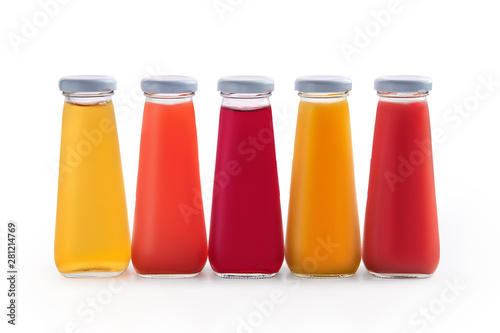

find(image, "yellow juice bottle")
[54,76,130,278]
[285,76,360,277]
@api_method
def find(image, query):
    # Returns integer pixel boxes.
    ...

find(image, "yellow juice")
[54,100,130,277]
[285,97,361,276]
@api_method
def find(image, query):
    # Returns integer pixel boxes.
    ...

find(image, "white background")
[1,0,499,332]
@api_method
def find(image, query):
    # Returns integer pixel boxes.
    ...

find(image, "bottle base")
[138,272,200,279]
[215,272,278,279]
[60,269,126,279]
[292,272,355,279]
[368,271,433,279]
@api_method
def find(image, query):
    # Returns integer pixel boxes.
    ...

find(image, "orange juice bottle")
[55,76,131,278]
[285,76,360,277]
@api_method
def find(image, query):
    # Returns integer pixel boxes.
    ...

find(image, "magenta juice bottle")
[209,76,284,278]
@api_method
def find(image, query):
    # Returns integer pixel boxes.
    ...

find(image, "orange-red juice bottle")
[132,76,207,277]
[285,76,361,277]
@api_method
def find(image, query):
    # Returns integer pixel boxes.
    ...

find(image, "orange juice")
[55,77,130,278]
[285,76,360,277]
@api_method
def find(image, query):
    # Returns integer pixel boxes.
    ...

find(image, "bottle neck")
[221,92,271,111]
[377,91,429,103]
[63,91,113,105]
[298,91,349,102]
[144,92,194,105]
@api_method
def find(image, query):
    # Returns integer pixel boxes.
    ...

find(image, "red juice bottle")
[209,76,284,278]
[363,76,440,278]
[132,76,207,278]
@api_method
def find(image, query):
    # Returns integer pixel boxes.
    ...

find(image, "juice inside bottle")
[55,94,130,277]
[363,76,439,278]
[285,77,360,277]
[132,81,207,277]
[209,76,284,278]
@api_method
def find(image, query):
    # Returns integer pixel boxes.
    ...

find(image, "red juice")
[209,105,284,276]
[363,99,440,277]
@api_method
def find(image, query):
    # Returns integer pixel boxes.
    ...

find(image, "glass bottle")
[209,76,284,278]
[285,76,361,277]
[132,76,207,278]
[54,75,131,278]
[363,75,440,278]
